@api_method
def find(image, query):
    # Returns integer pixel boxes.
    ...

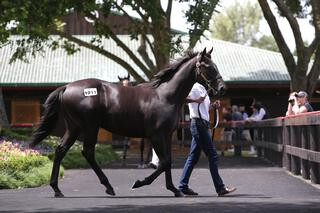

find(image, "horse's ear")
[200,48,207,59]
[208,47,213,55]
[127,73,130,80]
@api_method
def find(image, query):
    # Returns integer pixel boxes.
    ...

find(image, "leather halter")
[195,56,221,129]
[195,57,222,96]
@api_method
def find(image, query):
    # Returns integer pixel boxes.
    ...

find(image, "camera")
[288,98,295,104]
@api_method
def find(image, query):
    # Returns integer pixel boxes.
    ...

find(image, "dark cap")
[295,91,308,98]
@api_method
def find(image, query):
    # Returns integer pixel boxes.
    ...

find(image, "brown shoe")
[218,186,236,196]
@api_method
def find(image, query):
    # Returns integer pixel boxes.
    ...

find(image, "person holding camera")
[286,91,313,115]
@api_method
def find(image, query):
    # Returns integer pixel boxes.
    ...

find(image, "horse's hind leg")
[132,137,165,189]
[132,135,183,197]
[50,129,78,197]
[82,128,115,196]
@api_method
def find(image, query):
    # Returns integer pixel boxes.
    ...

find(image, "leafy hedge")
[47,143,119,169]
[0,128,32,141]
[0,141,64,189]
[0,128,119,190]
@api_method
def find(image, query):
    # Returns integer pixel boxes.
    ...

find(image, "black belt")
[192,118,210,127]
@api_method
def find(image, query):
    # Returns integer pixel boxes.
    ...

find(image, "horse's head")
[195,48,226,97]
[118,73,131,87]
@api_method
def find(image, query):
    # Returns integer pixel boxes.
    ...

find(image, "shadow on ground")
[107,155,274,170]
[3,199,319,213]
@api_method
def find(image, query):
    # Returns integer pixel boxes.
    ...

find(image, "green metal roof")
[0,35,293,87]
[195,38,290,82]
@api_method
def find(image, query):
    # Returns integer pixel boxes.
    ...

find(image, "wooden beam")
[253,140,283,152]
[285,145,320,163]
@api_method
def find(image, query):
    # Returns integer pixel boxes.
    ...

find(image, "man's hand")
[211,100,221,109]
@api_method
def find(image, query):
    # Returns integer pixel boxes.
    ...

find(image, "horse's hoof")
[106,187,116,196]
[54,192,64,198]
[131,180,143,189]
[174,191,185,197]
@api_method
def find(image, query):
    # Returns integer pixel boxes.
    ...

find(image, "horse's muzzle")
[217,85,227,96]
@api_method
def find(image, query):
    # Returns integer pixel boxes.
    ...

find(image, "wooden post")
[276,127,283,167]
[290,126,301,175]
[256,128,262,157]
[234,128,242,156]
[301,126,310,180]
[309,125,320,184]
[283,123,291,171]
[263,127,269,159]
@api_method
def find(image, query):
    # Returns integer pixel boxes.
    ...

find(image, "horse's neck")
[158,57,197,105]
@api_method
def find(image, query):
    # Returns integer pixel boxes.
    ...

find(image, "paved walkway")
[1,154,320,212]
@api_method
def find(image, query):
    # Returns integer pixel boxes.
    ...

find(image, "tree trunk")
[151,0,171,70]
[0,87,9,128]
[259,0,320,98]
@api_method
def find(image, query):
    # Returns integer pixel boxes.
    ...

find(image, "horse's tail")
[29,86,66,148]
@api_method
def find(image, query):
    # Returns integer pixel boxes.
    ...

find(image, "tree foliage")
[0,0,220,83]
[211,0,278,52]
[211,1,261,45]
[252,35,279,52]
[258,0,320,95]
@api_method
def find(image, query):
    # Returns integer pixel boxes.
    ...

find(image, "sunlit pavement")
[1,154,320,213]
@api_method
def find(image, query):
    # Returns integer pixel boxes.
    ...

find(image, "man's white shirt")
[188,83,210,122]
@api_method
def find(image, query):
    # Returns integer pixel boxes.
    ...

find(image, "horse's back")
[60,78,158,137]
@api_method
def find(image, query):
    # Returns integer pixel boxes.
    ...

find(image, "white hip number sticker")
[84,88,98,96]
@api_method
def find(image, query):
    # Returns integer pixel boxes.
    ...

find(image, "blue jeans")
[179,118,225,193]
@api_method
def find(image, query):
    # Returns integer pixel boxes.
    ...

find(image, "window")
[11,100,40,125]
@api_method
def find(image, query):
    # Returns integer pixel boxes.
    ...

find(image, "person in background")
[178,82,236,196]
[239,104,248,120]
[286,91,313,115]
[149,149,160,169]
[119,75,131,166]
[119,75,159,168]
[238,104,252,142]
[247,102,267,121]
[231,105,243,154]
[221,107,233,156]
[231,105,243,121]
[246,102,267,154]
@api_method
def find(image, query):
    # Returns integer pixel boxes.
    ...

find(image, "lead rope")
[197,96,219,130]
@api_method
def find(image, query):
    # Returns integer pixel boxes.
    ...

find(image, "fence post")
[234,128,242,156]
[255,128,262,157]
[290,126,301,175]
[283,120,291,171]
[276,125,283,167]
[301,125,310,180]
[309,125,320,184]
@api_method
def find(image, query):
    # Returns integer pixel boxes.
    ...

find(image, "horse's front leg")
[162,139,183,197]
[132,135,183,197]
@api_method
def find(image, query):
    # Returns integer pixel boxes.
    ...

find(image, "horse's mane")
[149,51,198,88]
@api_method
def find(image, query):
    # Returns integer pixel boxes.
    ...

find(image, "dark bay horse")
[29,48,226,197]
